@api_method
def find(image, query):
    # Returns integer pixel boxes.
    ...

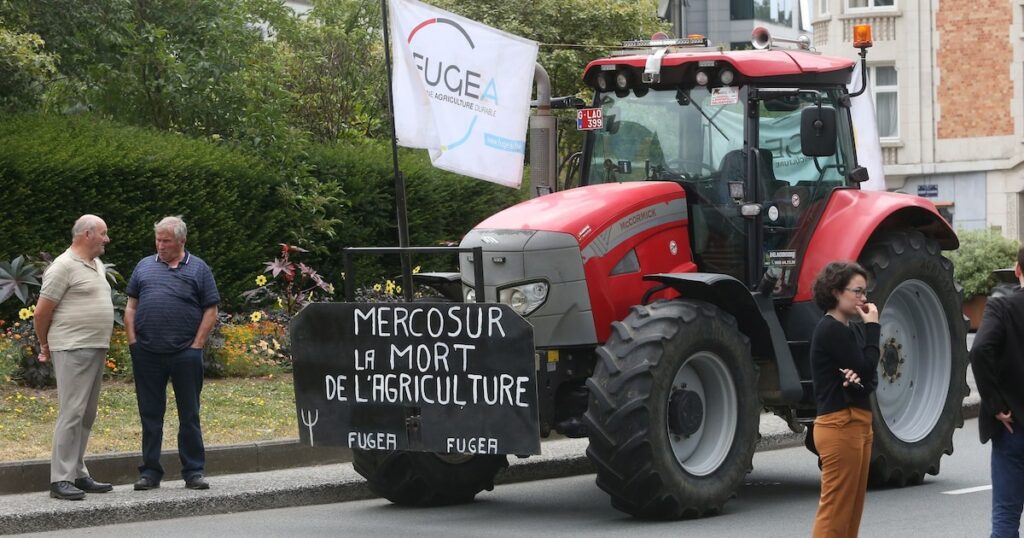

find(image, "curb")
[0,439,352,496]
[0,425,803,535]
[0,398,982,535]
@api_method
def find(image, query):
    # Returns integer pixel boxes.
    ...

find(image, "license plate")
[577,108,603,131]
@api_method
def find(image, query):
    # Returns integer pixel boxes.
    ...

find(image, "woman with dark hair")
[809,261,880,538]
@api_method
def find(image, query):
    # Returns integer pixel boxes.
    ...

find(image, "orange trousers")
[812,406,873,538]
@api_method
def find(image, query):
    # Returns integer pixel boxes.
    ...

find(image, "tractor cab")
[580,34,860,295]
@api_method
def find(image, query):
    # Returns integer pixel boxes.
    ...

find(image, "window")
[818,0,830,16]
[847,0,895,9]
[731,0,754,19]
[871,65,899,139]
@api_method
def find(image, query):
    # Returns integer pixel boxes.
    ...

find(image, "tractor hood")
[474,182,687,251]
[459,181,690,348]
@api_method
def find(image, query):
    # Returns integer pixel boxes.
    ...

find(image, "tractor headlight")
[498,281,549,316]
[615,71,630,91]
[720,69,735,85]
[695,70,709,86]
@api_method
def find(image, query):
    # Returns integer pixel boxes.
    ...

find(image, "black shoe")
[50,481,85,500]
[184,475,210,490]
[74,476,113,493]
[133,476,161,491]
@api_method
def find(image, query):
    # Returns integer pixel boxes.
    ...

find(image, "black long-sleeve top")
[810,315,881,416]
[969,289,1024,443]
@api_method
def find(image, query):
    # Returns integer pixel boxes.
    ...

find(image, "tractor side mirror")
[848,166,870,183]
[800,106,837,157]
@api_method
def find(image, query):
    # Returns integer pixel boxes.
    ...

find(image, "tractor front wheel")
[352,450,508,506]
[584,300,761,519]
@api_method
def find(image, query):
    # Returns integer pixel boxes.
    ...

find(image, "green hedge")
[0,114,527,313]
[948,228,1020,298]
[0,112,285,310]
[304,141,526,285]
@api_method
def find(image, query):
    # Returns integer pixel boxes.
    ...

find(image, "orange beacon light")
[853,24,873,48]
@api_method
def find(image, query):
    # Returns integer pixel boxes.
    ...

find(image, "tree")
[0,20,57,111]
[3,0,300,151]
[278,0,388,143]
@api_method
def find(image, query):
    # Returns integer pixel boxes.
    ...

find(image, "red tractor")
[313,27,969,519]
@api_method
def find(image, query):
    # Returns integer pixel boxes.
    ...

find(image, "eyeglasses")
[845,287,867,297]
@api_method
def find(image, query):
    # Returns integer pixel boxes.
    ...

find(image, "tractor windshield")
[584,86,856,193]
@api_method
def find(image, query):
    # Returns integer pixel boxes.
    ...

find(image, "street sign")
[291,302,540,456]
[577,108,603,130]
[917,184,938,198]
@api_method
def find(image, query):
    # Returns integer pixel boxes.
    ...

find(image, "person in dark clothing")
[125,216,219,491]
[809,261,880,538]
[970,245,1024,538]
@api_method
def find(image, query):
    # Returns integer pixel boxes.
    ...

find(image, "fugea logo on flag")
[390,0,539,188]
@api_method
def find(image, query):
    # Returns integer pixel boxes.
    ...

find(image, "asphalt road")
[26,418,1012,538]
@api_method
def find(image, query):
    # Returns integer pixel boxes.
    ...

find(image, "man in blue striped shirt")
[125,216,219,491]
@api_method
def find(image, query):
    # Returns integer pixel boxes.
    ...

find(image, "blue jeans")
[131,345,206,481]
[992,426,1024,538]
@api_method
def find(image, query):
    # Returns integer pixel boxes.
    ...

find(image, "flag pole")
[380,0,414,301]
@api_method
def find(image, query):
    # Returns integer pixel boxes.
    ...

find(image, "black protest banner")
[290,302,540,455]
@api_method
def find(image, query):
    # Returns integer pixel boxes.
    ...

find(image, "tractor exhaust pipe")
[529,63,558,198]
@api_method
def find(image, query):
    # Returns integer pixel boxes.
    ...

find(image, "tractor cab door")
[582,86,752,282]
[752,89,856,297]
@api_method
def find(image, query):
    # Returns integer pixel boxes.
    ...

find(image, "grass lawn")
[0,374,299,461]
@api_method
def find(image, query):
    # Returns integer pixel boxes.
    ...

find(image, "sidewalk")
[0,412,805,535]
[0,370,980,535]
[0,323,982,535]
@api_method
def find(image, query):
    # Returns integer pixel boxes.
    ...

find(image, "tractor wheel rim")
[876,279,951,443]
[667,351,738,476]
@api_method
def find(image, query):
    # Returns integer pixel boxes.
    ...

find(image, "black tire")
[860,230,969,487]
[583,300,761,519]
[352,449,508,506]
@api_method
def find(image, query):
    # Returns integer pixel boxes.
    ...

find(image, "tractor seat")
[717,149,784,201]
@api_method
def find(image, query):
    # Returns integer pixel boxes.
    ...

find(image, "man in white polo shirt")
[33,214,115,500]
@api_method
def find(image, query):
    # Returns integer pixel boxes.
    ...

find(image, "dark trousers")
[131,345,205,480]
[992,426,1024,538]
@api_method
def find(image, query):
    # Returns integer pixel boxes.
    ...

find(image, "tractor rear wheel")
[860,230,969,487]
[584,300,760,519]
[352,450,508,506]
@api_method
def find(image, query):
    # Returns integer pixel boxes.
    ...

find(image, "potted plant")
[947,229,1020,330]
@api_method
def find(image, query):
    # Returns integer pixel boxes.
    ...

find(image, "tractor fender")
[411,272,463,302]
[644,273,803,403]
[795,189,958,303]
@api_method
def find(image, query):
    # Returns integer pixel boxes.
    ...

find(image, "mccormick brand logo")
[407,18,511,153]
[619,208,658,231]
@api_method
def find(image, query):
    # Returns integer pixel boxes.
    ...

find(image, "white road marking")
[942,485,992,495]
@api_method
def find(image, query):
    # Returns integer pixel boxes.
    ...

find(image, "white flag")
[847,62,887,191]
[389,0,539,188]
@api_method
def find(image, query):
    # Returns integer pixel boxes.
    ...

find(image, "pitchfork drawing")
[300,408,319,447]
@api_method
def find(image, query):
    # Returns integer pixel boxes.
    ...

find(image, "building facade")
[814,0,1024,240]
[670,0,810,49]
